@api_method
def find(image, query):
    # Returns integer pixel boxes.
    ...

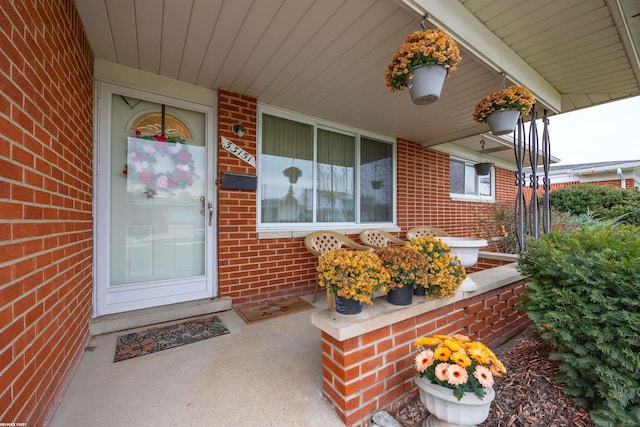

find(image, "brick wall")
[468,254,518,273]
[321,281,531,426]
[0,1,93,424]
[397,138,516,236]
[217,91,317,305]
[216,92,518,307]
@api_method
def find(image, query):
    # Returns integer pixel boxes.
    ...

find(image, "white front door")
[95,83,216,316]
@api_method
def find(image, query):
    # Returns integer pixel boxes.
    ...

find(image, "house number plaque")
[220,136,255,168]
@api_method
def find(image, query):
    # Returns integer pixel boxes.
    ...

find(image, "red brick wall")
[217,91,316,305]
[585,179,623,188]
[468,255,517,272]
[0,1,93,424]
[553,181,578,190]
[627,178,635,189]
[321,281,531,426]
[216,93,519,307]
[548,180,620,192]
[396,138,515,236]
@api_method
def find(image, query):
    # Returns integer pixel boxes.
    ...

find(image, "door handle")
[208,201,213,226]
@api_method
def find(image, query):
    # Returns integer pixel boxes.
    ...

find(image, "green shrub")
[518,225,640,426]
[549,185,640,226]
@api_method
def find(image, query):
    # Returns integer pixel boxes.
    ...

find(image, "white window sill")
[256,225,401,239]
[450,194,495,203]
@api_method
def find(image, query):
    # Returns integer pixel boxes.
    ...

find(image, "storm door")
[95,83,216,315]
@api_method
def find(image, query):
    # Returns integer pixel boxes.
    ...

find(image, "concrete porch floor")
[50,294,346,427]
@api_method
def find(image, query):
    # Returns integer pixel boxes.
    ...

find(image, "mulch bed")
[393,328,594,426]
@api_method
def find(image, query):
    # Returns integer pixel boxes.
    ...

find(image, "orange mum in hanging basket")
[385,28,462,92]
[472,85,536,123]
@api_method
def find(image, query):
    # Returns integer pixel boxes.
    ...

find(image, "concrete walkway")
[50,295,346,427]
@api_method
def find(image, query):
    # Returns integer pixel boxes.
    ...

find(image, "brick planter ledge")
[311,262,529,427]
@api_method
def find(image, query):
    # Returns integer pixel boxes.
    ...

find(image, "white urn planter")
[486,109,520,135]
[415,376,495,427]
[440,237,488,292]
[406,64,448,105]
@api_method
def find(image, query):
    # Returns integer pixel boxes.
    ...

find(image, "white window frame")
[256,105,397,234]
[449,157,496,203]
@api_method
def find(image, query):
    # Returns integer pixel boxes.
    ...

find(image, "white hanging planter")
[486,109,520,135]
[406,64,448,105]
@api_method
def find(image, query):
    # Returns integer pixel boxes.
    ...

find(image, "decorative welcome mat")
[236,297,315,324]
[114,315,230,362]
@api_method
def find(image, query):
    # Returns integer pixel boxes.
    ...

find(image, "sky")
[546,95,640,165]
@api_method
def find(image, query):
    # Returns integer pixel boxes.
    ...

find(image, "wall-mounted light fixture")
[232,123,245,137]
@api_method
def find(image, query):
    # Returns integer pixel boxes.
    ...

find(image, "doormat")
[236,297,315,324]
[114,315,230,362]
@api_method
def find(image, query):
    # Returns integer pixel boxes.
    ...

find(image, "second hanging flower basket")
[385,28,461,105]
[473,85,536,135]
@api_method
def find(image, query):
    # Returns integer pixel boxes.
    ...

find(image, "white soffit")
[612,0,640,81]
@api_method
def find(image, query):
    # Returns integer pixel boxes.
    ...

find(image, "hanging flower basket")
[486,109,520,136]
[406,64,448,105]
[473,162,493,176]
[385,28,461,105]
[473,85,535,135]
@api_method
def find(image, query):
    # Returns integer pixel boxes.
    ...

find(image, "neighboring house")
[522,160,640,203]
[1,0,639,425]
[544,160,640,191]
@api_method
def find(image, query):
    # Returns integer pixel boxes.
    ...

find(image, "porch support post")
[528,104,540,240]
[514,104,552,252]
[514,117,526,253]
[541,110,552,234]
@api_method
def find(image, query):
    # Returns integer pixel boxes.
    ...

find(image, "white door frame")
[93,81,217,316]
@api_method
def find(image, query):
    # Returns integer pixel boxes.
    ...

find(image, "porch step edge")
[89,296,233,336]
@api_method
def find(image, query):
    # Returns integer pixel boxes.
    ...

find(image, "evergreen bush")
[549,184,640,226]
[518,224,640,425]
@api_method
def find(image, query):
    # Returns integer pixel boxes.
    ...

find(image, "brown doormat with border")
[114,315,230,362]
[236,297,315,324]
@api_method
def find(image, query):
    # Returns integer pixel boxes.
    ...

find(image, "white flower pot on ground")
[415,376,495,427]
